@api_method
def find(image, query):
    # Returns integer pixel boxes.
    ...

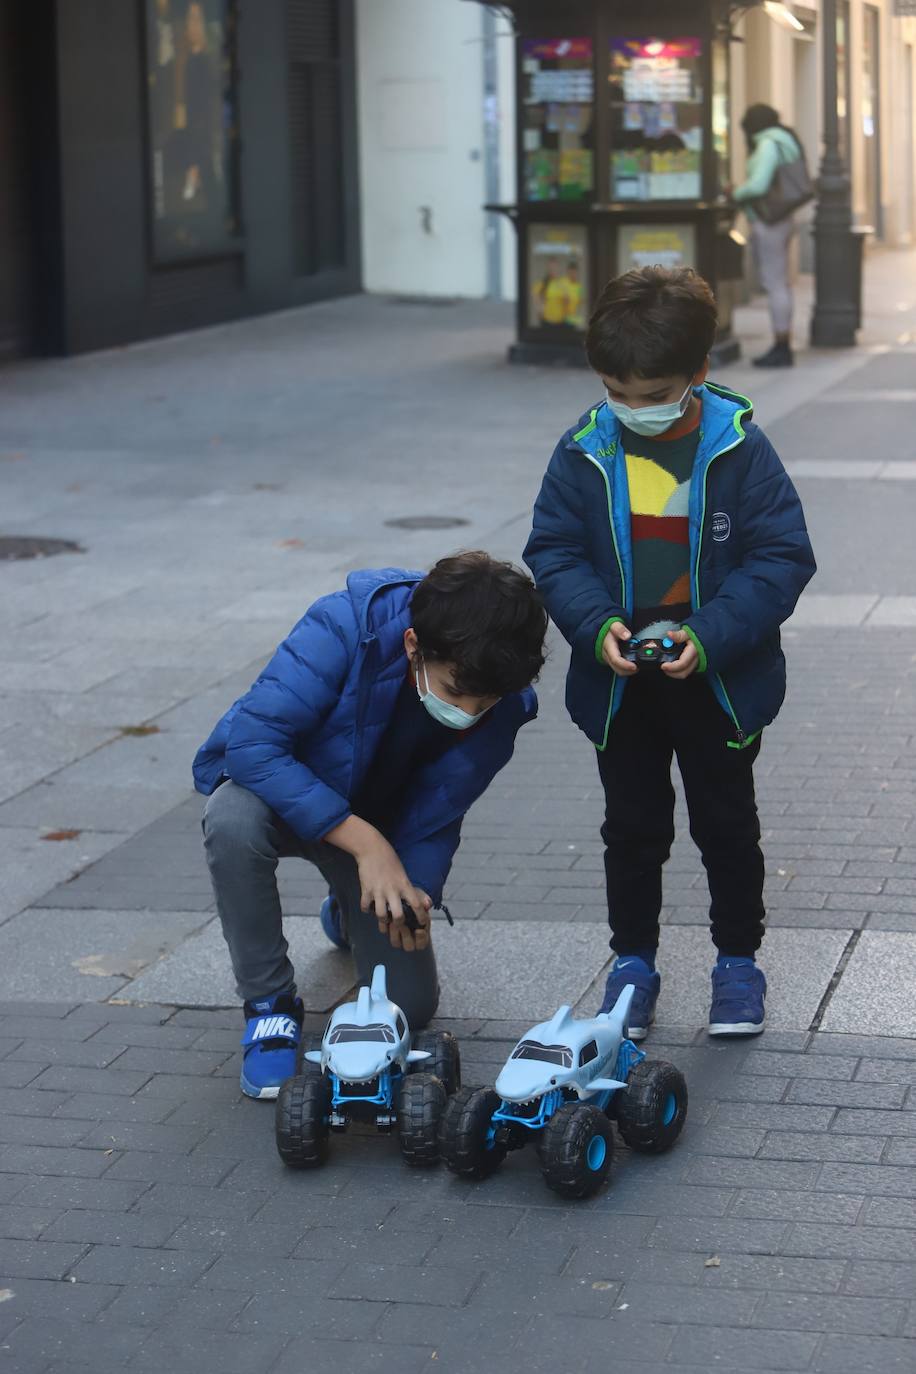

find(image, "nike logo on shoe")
[250,1015,298,1041]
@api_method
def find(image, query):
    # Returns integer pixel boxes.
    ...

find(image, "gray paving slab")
[820,932,916,1036]
[784,595,878,628]
[123,917,357,1010]
[0,908,209,1001]
[0,826,128,926]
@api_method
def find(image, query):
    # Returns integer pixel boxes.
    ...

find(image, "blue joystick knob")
[662,637,674,649]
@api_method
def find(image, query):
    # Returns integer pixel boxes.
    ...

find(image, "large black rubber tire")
[538,1101,614,1200]
[397,1072,447,1167]
[410,1030,461,1096]
[275,1073,331,1168]
[616,1059,688,1154]
[296,1032,323,1074]
[438,1086,506,1180]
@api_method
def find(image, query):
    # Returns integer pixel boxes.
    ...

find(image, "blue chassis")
[490,1039,645,1136]
[328,1068,401,1113]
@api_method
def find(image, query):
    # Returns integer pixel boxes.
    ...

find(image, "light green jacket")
[733,126,801,221]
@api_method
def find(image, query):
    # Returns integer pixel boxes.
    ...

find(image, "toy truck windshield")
[510,1040,573,1068]
[329,1023,396,1044]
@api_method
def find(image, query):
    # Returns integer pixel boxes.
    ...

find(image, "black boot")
[753,341,794,368]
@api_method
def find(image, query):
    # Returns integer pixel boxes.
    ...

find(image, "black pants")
[597,672,765,959]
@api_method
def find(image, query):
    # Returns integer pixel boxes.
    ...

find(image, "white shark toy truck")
[439,986,687,1199]
[275,965,460,1169]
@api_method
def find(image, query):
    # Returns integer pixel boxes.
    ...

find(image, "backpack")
[752,131,815,225]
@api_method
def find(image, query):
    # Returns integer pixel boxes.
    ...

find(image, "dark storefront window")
[145,0,241,263]
[521,38,595,202]
[608,38,704,202]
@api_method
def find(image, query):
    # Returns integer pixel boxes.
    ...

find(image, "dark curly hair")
[586,266,718,381]
[410,551,547,697]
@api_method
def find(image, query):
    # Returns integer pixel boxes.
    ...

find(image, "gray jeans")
[751,217,796,336]
[201,781,440,1027]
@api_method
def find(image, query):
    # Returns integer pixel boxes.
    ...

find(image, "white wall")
[355,0,490,297]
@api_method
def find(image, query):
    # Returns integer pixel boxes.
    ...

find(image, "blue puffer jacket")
[524,383,816,749]
[193,569,537,904]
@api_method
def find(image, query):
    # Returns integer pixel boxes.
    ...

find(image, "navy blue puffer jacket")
[193,569,537,903]
[524,384,815,749]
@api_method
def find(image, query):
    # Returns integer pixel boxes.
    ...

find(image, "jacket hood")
[344,567,425,633]
[565,382,753,463]
[754,126,801,157]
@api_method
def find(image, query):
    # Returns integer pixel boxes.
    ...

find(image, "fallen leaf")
[0,451,25,462]
[276,538,304,549]
[119,724,160,737]
[591,1280,614,1291]
[42,829,82,842]
[253,482,281,491]
[704,1256,721,1268]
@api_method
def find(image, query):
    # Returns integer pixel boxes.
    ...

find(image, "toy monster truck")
[275,965,460,1170]
[439,985,686,1199]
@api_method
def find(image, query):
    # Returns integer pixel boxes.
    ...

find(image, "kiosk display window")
[527,224,588,330]
[609,37,704,202]
[521,38,595,202]
[617,223,697,274]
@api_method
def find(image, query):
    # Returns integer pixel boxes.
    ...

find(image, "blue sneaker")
[319,893,349,951]
[598,956,660,1041]
[709,958,766,1036]
[240,991,304,1100]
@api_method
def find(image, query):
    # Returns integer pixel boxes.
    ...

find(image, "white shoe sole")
[240,1079,280,1100]
[708,1019,765,1036]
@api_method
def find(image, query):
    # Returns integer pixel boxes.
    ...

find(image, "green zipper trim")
[693,390,753,746]
[573,409,599,444]
[581,452,627,751]
[727,729,761,751]
[682,625,707,674]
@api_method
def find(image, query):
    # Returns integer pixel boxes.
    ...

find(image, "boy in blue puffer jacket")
[193,552,546,1099]
[524,267,815,1040]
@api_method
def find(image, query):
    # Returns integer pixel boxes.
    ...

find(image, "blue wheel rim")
[661,1091,677,1127]
[586,1134,607,1171]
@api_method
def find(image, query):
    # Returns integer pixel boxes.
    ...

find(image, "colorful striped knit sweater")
[621,408,702,638]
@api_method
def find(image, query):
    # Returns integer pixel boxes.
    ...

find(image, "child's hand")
[357,838,430,952]
[601,621,638,677]
[661,629,699,679]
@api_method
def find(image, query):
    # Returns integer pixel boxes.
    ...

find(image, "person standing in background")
[732,104,808,370]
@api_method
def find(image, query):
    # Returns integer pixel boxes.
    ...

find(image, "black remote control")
[621,635,684,670]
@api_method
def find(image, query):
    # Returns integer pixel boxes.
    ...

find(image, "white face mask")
[605,381,693,438]
[415,661,492,731]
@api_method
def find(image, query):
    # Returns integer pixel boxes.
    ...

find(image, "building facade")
[2,0,915,358]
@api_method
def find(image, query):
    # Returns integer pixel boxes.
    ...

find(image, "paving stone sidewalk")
[3,253,916,1370]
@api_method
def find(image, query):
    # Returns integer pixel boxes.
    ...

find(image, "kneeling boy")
[193,552,546,1098]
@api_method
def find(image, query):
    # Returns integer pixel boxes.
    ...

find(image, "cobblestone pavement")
[2,254,916,1370]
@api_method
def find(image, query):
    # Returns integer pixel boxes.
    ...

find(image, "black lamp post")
[810,0,859,345]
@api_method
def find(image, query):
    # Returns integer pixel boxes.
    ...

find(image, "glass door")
[863,5,883,237]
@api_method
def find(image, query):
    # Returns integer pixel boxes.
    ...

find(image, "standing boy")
[524,267,815,1039]
[194,553,546,1098]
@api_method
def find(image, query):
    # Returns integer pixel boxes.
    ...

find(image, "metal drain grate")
[0,536,85,562]
[384,516,470,531]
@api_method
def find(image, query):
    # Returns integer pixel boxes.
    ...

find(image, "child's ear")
[404,627,419,659]
[694,359,710,386]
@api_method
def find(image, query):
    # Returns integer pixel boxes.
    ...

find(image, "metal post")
[810,0,859,345]
[482,4,502,300]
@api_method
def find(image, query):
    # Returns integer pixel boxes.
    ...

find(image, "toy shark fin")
[303,1050,323,1064]
[599,983,635,1042]
[406,1049,431,1063]
[588,1076,628,1094]
[369,964,389,1000]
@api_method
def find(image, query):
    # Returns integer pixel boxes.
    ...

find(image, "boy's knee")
[202,782,274,858]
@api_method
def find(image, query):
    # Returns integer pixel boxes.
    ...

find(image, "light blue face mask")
[416,661,491,731]
[606,380,693,438]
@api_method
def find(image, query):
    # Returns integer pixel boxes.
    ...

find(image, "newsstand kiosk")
[478,0,747,365]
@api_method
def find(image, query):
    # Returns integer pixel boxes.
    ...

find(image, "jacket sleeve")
[733,136,782,201]
[398,819,463,908]
[683,433,816,673]
[524,444,625,663]
[223,594,356,840]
